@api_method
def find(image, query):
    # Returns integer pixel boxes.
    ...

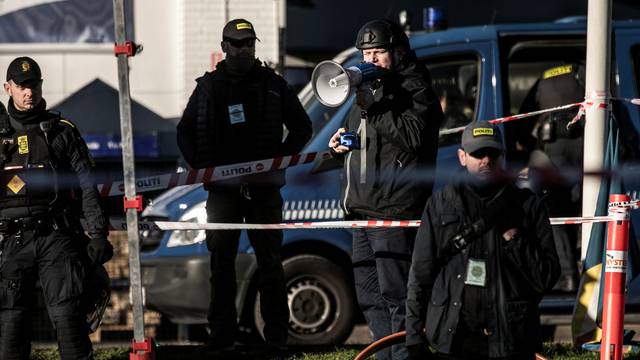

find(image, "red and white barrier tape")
[151,214,632,231]
[438,94,639,136]
[97,151,331,197]
[96,95,638,198]
[548,216,614,225]
[154,219,422,230]
[609,199,640,210]
[107,209,638,231]
[439,102,583,136]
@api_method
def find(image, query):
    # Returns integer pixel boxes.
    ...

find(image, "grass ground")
[29,342,640,359]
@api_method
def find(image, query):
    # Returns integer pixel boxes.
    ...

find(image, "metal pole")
[581,0,612,260]
[277,0,287,75]
[112,0,145,342]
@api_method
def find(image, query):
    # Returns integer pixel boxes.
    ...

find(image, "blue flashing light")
[423,6,447,32]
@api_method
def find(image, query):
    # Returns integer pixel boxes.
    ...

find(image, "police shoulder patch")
[543,65,573,79]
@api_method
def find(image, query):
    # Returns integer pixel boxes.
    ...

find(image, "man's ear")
[457,148,467,167]
[221,41,228,53]
[3,82,11,96]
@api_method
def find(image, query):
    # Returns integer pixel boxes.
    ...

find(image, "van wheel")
[253,254,355,345]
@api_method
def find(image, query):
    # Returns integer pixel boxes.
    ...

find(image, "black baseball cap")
[6,56,42,85]
[461,121,504,154]
[222,19,260,42]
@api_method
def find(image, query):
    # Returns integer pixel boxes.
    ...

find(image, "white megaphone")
[311,61,385,107]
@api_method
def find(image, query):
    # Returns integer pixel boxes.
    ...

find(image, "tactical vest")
[537,64,585,143]
[0,115,59,214]
[193,63,284,168]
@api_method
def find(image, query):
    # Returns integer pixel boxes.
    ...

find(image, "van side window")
[424,55,480,147]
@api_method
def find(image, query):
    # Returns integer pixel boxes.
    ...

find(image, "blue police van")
[140,18,640,344]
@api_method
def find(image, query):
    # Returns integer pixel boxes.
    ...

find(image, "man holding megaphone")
[327,19,443,360]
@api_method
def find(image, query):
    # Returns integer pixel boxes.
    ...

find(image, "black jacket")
[405,182,560,357]
[177,60,312,187]
[334,51,443,219]
[0,99,108,240]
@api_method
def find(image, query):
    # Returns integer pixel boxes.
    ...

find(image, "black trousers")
[0,227,92,360]
[543,138,582,283]
[352,224,415,360]
[205,185,289,345]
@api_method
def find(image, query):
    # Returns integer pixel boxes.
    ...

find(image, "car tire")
[253,254,355,345]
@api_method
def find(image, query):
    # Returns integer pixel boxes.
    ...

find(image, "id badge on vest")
[464,258,487,287]
[228,104,246,124]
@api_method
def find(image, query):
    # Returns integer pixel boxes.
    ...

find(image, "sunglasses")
[228,38,255,48]
[468,148,503,159]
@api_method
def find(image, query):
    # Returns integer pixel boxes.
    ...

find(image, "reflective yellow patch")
[21,61,30,72]
[543,65,573,79]
[17,135,28,154]
[7,175,25,194]
[236,23,253,30]
[473,128,494,136]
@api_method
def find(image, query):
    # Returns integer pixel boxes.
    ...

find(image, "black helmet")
[355,19,409,50]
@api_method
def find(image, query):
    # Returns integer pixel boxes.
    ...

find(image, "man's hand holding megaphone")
[311,60,386,107]
[356,83,376,110]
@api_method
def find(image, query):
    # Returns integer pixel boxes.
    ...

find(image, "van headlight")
[166,201,207,248]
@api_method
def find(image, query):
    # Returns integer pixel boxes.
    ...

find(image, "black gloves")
[87,237,114,265]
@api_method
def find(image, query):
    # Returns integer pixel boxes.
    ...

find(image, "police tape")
[96,151,331,197]
[438,102,583,136]
[107,213,634,231]
[154,219,422,230]
[106,214,626,232]
[438,95,640,136]
[608,199,640,210]
[96,95,639,198]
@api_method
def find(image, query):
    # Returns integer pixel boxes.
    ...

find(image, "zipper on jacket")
[343,150,353,215]
[358,111,367,184]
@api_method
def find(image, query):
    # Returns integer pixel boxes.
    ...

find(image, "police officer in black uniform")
[177,19,312,352]
[0,57,112,360]
[406,122,560,360]
[516,64,585,291]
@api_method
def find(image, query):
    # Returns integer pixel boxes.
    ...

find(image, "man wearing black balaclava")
[177,19,312,354]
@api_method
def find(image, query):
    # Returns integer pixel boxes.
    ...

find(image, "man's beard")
[226,55,255,75]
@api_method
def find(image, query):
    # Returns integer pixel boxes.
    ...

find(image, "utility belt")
[0,212,76,235]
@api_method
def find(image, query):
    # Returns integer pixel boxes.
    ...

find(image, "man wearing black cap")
[177,19,312,352]
[0,56,112,360]
[405,122,560,359]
